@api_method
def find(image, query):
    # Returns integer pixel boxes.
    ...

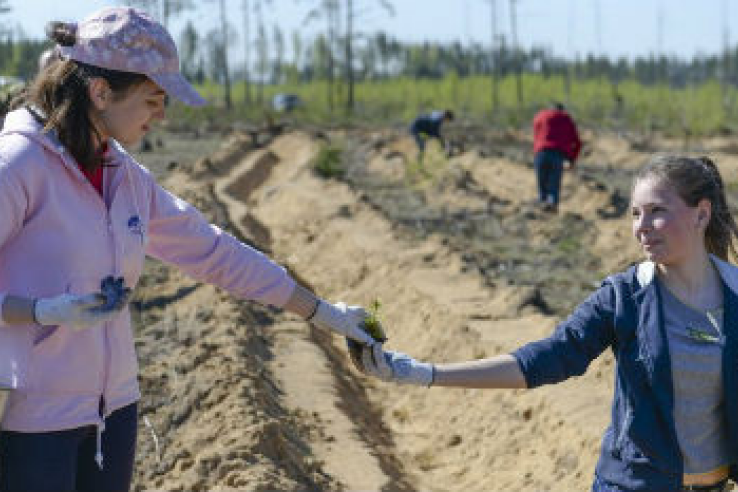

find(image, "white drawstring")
[143,416,162,465]
[95,419,106,470]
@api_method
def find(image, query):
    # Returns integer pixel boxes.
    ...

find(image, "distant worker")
[409,109,454,161]
[532,102,581,213]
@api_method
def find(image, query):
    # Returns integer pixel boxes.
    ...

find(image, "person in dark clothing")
[532,103,581,212]
[409,109,454,161]
[357,155,738,492]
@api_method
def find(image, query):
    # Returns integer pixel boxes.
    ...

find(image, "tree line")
[0,0,737,119]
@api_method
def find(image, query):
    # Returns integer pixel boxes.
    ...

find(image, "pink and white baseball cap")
[57,7,206,106]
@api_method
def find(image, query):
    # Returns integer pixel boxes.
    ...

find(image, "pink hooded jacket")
[0,108,296,432]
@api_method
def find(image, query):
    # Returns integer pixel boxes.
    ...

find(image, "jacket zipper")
[615,402,632,452]
[101,209,117,407]
[61,145,115,406]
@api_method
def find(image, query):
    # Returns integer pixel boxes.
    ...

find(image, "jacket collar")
[635,255,738,296]
[632,255,738,418]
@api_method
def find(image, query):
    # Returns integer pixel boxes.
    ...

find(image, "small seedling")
[360,299,387,342]
[346,299,387,372]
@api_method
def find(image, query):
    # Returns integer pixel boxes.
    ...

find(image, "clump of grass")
[557,235,581,255]
[312,144,344,179]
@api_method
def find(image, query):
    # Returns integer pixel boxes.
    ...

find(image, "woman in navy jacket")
[358,155,738,492]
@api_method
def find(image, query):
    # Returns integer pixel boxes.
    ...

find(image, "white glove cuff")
[33,298,54,326]
[386,351,435,387]
[410,361,435,387]
[311,300,338,330]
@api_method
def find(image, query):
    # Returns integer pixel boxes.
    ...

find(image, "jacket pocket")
[26,277,106,395]
[104,305,138,394]
[615,404,668,468]
[0,325,32,389]
[31,277,100,348]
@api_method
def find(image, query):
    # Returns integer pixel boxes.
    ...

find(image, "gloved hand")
[359,343,435,387]
[34,288,130,331]
[310,301,376,345]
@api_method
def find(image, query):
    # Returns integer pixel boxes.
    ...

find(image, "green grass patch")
[312,143,345,179]
[557,235,582,256]
[163,74,738,137]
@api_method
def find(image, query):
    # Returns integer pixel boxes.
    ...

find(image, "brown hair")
[635,155,738,261]
[23,21,148,171]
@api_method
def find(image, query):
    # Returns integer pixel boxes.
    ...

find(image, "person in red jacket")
[532,102,581,213]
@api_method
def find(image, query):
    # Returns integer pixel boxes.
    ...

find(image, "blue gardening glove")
[360,343,435,387]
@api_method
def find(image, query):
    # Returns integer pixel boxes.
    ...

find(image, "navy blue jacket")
[513,259,738,491]
[410,111,446,137]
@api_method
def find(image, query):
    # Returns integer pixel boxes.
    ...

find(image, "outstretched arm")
[433,354,527,389]
[359,344,526,389]
[359,281,618,389]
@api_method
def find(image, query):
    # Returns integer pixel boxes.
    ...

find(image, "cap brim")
[150,72,206,107]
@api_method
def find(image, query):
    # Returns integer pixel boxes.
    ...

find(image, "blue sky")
[6,0,737,63]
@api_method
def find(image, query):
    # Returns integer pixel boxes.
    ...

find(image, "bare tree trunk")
[721,0,732,112]
[509,0,523,110]
[219,0,232,108]
[243,0,252,105]
[345,0,354,114]
[326,0,336,113]
[161,0,168,28]
[489,0,499,115]
[256,1,265,105]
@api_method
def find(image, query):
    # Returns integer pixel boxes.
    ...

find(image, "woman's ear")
[87,78,111,110]
[697,198,712,229]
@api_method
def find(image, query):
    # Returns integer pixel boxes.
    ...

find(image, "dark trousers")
[410,127,440,158]
[0,402,138,492]
[534,148,566,205]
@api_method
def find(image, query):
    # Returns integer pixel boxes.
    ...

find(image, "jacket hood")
[1,107,129,166]
[1,108,60,154]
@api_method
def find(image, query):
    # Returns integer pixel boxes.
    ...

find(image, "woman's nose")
[634,214,651,233]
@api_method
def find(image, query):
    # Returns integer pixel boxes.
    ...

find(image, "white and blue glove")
[360,343,435,387]
[34,280,130,331]
[310,300,376,345]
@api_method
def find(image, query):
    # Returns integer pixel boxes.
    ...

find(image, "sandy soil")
[129,127,738,491]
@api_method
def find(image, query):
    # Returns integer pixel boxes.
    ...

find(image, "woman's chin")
[117,135,142,149]
[642,249,666,263]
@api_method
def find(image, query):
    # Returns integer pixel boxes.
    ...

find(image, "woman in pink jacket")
[0,7,376,492]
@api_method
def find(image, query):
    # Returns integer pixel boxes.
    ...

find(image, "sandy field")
[129,126,738,491]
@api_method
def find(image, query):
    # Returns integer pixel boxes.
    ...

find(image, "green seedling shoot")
[361,299,387,342]
[346,299,387,372]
